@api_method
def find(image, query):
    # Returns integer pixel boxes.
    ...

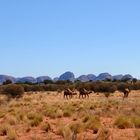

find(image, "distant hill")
[17,77,37,83]
[121,74,133,81]
[36,76,52,83]
[94,73,112,81]
[87,74,96,81]
[53,77,59,82]
[112,75,123,81]
[0,75,16,84]
[77,74,96,82]
[58,71,75,82]
[0,72,136,84]
[77,75,89,82]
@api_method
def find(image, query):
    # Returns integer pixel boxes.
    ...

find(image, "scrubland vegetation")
[0,80,140,139]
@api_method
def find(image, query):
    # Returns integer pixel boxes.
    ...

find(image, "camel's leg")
[84,94,86,98]
[66,95,69,100]
[126,92,129,98]
[123,92,126,100]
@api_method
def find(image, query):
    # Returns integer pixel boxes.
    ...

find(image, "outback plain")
[0,86,140,140]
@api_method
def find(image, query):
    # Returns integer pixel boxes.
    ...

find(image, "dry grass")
[27,112,43,127]
[114,116,133,129]
[0,124,17,140]
[135,130,140,140]
[0,90,140,139]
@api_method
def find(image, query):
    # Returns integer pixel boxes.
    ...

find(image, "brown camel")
[64,88,77,99]
[79,88,92,99]
[123,88,130,99]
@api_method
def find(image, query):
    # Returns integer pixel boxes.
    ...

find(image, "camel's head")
[125,88,130,93]
[88,91,92,94]
[72,89,78,95]
[72,92,77,95]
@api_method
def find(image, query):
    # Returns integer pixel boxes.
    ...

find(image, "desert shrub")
[21,84,31,92]
[15,111,25,122]
[63,110,72,117]
[31,135,41,140]
[43,104,64,118]
[62,126,73,140]
[31,85,44,91]
[3,80,12,85]
[99,83,111,93]
[56,121,66,136]
[114,116,133,129]
[6,115,17,125]
[74,82,87,91]
[0,111,5,118]
[57,123,77,140]
[63,105,75,117]
[7,128,17,140]
[56,109,63,118]
[83,114,101,134]
[0,124,9,136]
[0,86,2,93]
[135,130,140,140]
[91,82,101,92]
[43,104,58,118]
[132,82,140,90]
[131,116,140,128]
[81,82,117,93]
[117,83,128,92]
[0,124,17,140]
[96,128,111,140]
[43,80,54,85]
[43,84,58,91]
[22,84,44,92]
[69,121,84,134]
[99,82,117,93]
[41,122,51,132]
[3,84,24,98]
[55,80,72,85]
[104,92,111,98]
[27,112,43,127]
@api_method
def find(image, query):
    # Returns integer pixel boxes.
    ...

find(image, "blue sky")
[0,0,140,78]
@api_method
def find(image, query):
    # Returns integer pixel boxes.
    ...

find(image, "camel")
[63,88,77,99]
[123,88,130,99]
[79,88,92,99]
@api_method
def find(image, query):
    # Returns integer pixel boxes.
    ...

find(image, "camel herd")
[63,88,131,99]
[64,88,92,99]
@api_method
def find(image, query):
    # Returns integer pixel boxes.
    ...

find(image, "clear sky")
[0,0,140,78]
